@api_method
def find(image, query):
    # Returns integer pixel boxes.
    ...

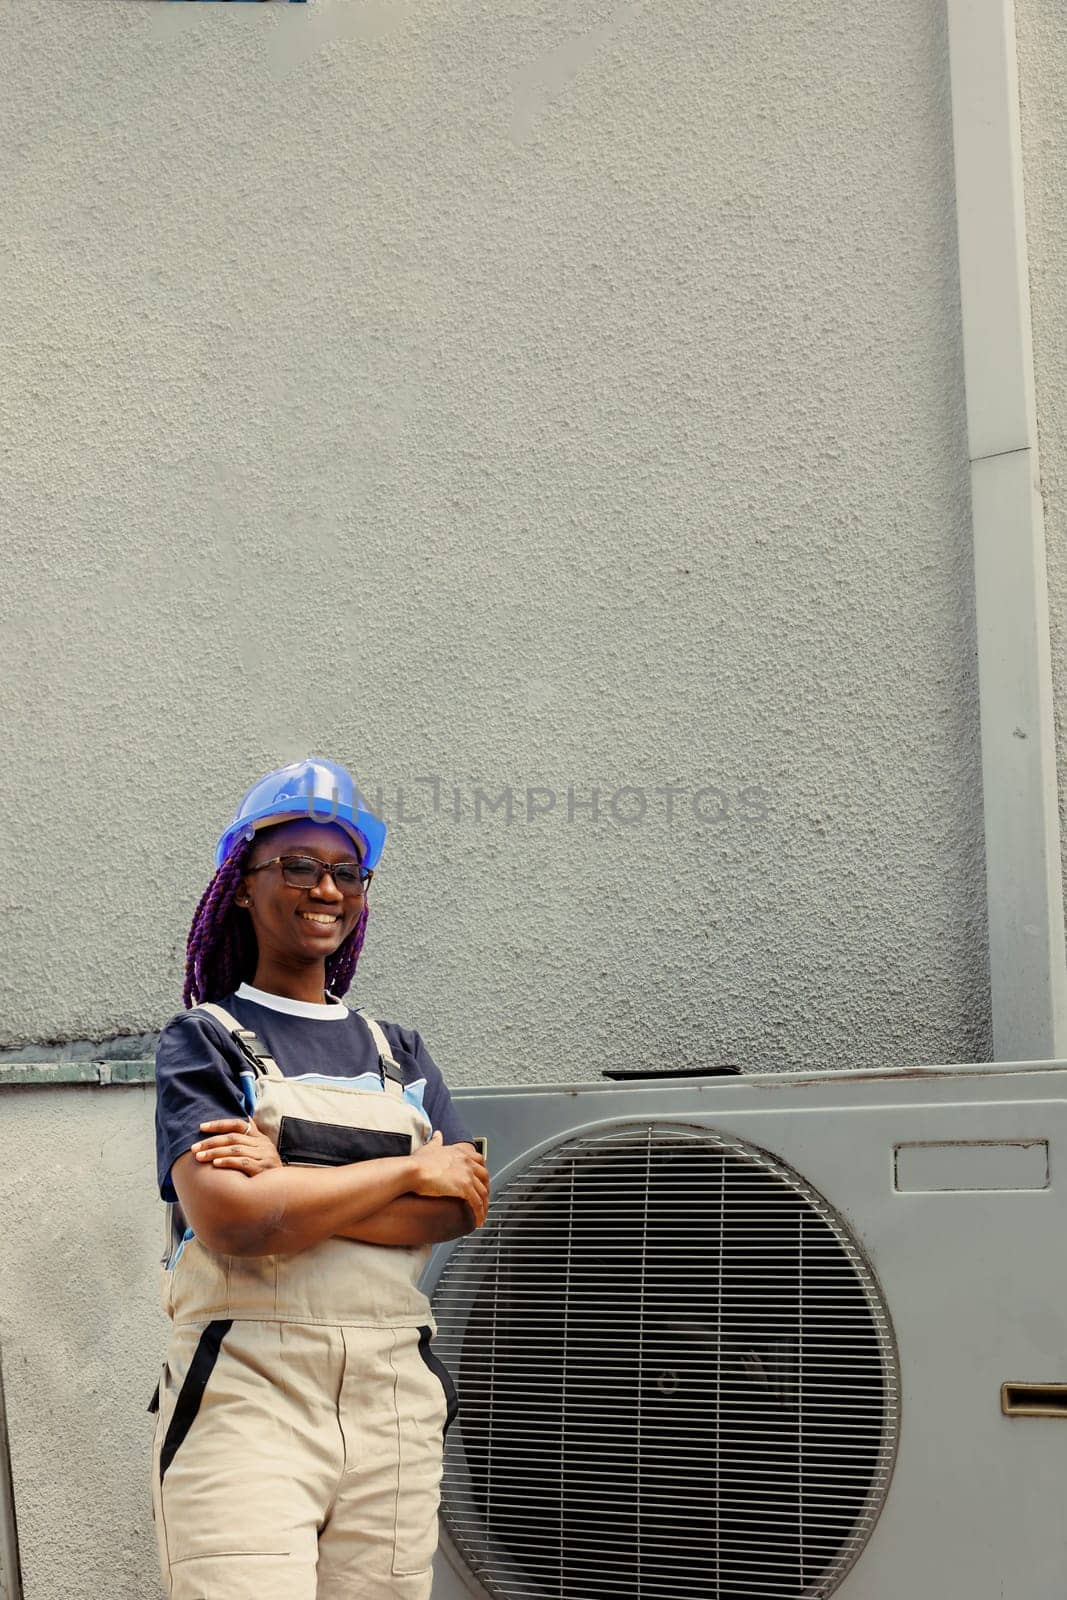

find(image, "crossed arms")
[171,1120,490,1257]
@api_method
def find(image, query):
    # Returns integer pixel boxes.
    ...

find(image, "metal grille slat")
[435,1369,895,1395]
[433,1120,899,1600]
[438,1329,894,1350]
[445,1524,879,1555]
[446,1437,895,1463]
[443,1472,894,1500]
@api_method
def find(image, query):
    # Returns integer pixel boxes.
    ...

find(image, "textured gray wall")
[1018,0,1067,900]
[0,1088,163,1600]
[3,0,989,1080]
[2,0,1063,1597]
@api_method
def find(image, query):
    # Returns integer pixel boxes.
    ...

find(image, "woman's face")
[236,819,367,968]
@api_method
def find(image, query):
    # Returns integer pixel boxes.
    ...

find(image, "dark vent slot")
[601,1064,741,1080]
[1002,1382,1067,1417]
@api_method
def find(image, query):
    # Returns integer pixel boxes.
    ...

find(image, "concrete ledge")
[0,1061,155,1088]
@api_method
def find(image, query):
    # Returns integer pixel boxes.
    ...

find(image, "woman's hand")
[409,1132,490,1227]
[191,1118,282,1177]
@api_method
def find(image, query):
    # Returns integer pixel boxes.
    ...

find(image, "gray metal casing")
[426,1061,1067,1599]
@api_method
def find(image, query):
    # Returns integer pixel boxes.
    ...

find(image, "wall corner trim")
[946,0,1067,1059]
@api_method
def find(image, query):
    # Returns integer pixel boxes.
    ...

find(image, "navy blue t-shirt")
[154,983,474,1201]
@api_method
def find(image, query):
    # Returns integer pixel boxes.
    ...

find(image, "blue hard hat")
[215,757,387,872]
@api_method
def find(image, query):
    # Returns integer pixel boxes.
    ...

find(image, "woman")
[151,757,489,1600]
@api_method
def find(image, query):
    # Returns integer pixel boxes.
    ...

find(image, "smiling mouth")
[299,912,342,927]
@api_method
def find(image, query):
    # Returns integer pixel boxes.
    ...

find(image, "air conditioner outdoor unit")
[425,1060,1067,1600]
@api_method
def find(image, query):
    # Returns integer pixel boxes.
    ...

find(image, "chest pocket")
[278,1118,413,1166]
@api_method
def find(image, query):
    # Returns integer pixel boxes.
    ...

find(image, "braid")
[182,842,372,1007]
[325,902,369,999]
[182,843,254,1007]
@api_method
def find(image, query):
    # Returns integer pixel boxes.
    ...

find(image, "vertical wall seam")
[0,1342,24,1600]
[946,0,1067,1060]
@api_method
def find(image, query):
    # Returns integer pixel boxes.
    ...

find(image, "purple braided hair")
[182,838,371,1008]
[326,902,369,999]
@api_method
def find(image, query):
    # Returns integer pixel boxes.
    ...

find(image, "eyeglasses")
[244,855,373,895]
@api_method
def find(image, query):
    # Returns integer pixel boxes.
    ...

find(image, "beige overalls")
[151,1004,457,1600]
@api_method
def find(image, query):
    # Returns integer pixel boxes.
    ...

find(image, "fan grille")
[431,1122,899,1600]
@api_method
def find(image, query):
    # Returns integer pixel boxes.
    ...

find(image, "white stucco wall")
[3,1,1063,1597]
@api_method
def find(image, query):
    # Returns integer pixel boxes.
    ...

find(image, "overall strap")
[353,1009,407,1100]
[194,1002,285,1081]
